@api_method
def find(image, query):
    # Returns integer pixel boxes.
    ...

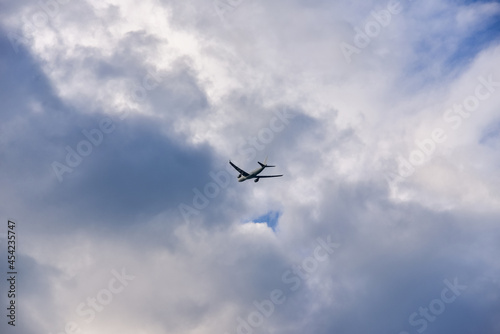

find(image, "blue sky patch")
[247,211,281,232]
[446,13,500,69]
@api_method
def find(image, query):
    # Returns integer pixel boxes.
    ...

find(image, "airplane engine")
[238,174,241,178]
[254,178,259,183]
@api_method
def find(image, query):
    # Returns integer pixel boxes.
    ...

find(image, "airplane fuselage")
[238,166,265,182]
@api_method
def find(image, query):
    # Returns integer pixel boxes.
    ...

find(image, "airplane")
[229,158,283,183]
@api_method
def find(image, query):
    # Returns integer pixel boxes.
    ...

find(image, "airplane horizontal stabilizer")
[258,161,275,168]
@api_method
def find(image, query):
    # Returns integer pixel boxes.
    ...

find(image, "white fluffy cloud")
[1,0,500,333]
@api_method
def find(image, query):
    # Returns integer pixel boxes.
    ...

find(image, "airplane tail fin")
[258,156,275,168]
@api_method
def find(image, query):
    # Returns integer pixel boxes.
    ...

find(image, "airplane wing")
[257,175,283,178]
[229,161,249,176]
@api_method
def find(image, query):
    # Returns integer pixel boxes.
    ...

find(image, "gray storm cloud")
[1,0,500,333]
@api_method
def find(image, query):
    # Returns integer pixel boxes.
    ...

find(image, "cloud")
[1,0,500,333]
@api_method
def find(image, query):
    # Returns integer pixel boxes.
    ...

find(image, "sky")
[0,0,500,333]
